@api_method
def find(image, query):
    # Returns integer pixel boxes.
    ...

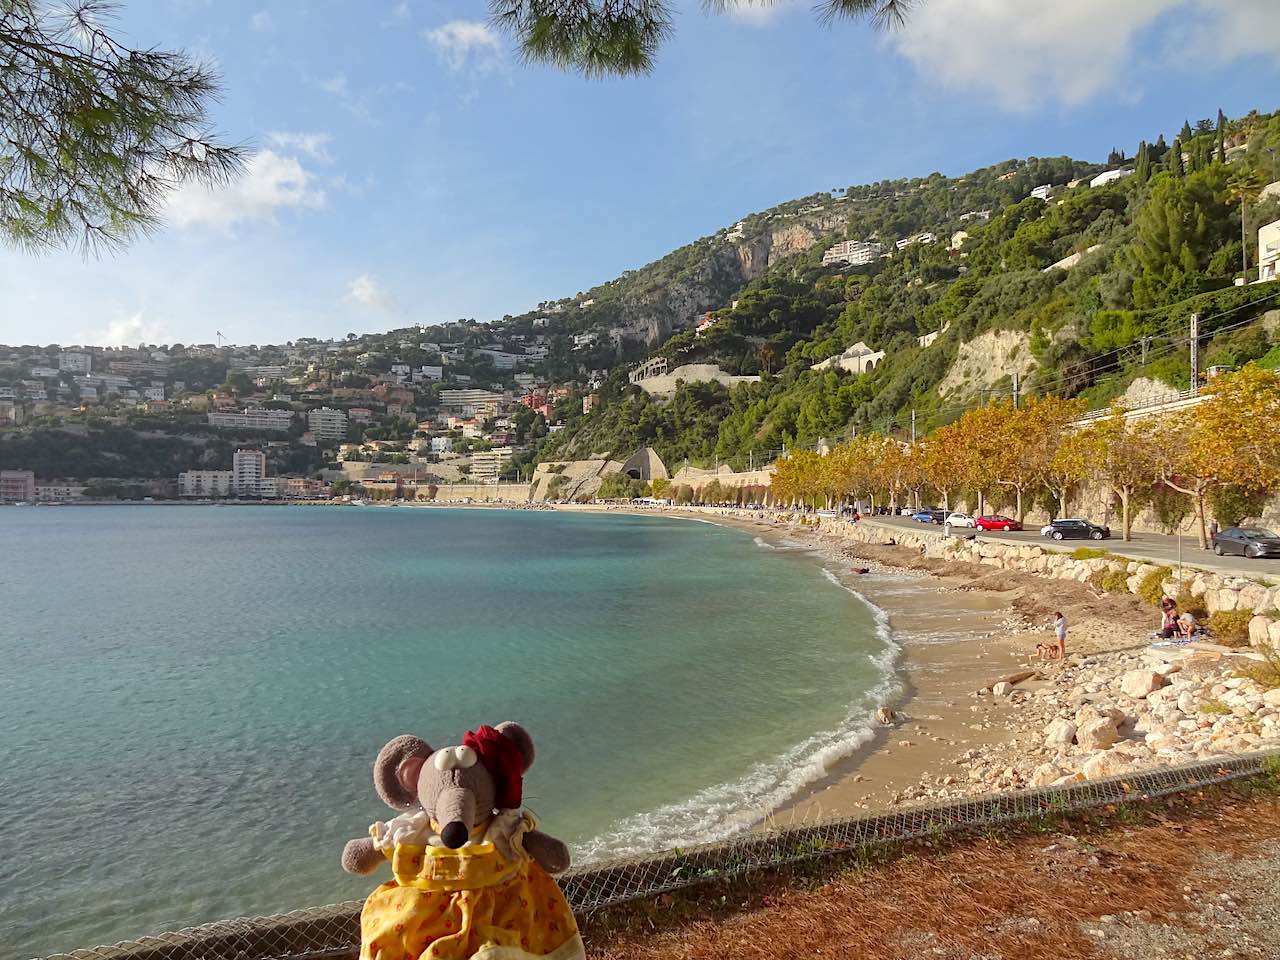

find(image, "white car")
[944,513,976,529]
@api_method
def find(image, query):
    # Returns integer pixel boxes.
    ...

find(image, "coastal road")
[869,515,1280,581]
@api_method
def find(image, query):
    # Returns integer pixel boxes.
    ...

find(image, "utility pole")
[1012,372,1021,409]
[1190,313,1200,388]
[748,449,753,472]
[1140,336,1148,366]
[910,409,917,444]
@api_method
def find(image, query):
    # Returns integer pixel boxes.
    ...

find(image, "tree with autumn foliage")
[1159,365,1280,547]
[1076,409,1163,540]
[921,427,967,511]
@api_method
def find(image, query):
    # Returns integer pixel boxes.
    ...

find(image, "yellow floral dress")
[358,813,584,960]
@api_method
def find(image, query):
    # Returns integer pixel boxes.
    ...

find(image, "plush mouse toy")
[342,722,584,960]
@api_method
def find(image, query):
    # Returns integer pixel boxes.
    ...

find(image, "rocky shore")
[658,506,1280,812]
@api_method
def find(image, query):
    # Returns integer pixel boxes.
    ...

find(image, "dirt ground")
[581,776,1280,960]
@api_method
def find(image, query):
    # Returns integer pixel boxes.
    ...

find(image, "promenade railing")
[31,748,1280,960]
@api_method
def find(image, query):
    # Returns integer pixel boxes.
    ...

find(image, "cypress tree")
[1171,139,1185,178]
[1135,140,1151,183]
[1180,119,1194,142]
[1153,134,1168,161]
[1216,126,1227,164]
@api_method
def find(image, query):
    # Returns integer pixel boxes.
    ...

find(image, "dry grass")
[581,779,1280,960]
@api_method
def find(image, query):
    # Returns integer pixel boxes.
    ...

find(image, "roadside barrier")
[32,749,1279,960]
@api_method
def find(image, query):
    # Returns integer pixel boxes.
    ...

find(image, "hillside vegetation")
[528,109,1280,473]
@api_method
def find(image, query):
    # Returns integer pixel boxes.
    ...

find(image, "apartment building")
[0,469,36,502]
[821,239,884,267]
[470,446,514,483]
[207,408,294,431]
[233,449,268,497]
[307,406,349,441]
[178,470,234,498]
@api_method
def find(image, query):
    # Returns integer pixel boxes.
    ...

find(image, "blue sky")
[2,0,1279,347]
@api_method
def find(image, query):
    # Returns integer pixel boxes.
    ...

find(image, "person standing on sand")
[1052,612,1067,660]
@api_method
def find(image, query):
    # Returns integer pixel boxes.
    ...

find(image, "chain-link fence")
[32,749,1279,960]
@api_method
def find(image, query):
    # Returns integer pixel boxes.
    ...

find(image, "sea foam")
[573,565,901,864]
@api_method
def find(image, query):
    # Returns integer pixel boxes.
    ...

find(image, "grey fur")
[342,723,572,876]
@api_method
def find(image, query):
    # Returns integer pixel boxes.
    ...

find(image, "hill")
[522,108,1280,475]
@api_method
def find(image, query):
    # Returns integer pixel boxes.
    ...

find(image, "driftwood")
[982,669,1041,692]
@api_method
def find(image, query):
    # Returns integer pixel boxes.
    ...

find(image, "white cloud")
[386,1,411,24]
[320,72,374,123]
[423,20,502,71]
[76,312,175,348]
[892,0,1180,112]
[1180,0,1280,67]
[166,150,325,230]
[346,274,396,309]
[725,0,798,27]
[250,9,274,31]
[267,131,333,161]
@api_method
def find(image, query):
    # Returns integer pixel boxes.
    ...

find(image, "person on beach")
[1178,610,1199,638]
[1051,612,1066,659]
[1159,597,1178,639]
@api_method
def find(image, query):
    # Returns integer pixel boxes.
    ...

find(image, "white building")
[1090,169,1133,189]
[59,351,92,373]
[439,389,503,411]
[1257,218,1280,284]
[30,366,59,379]
[207,408,294,432]
[418,365,444,382]
[430,436,453,453]
[470,446,514,483]
[233,449,268,497]
[179,470,234,498]
[307,406,348,441]
[35,483,86,502]
[629,356,669,384]
[477,349,518,370]
[1031,184,1053,201]
[895,232,937,250]
[572,332,597,349]
[143,386,165,401]
[821,240,884,267]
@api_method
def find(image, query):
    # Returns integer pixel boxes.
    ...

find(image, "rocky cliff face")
[606,209,852,346]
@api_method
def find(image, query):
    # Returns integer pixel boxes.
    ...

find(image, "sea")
[0,506,896,957]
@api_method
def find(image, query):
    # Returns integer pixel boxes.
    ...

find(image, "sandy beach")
[544,502,1270,824]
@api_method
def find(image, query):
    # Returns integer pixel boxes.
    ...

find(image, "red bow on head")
[464,725,524,809]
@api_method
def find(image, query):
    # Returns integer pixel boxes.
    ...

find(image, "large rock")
[1044,719,1077,747]
[1077,717,1119,751]
[1249,616,1273,646]
[1081,750,1130,780]
[1263,688,1280,707]
[1120,670,1167,699]
[992,681,1013,697]
[1031,763,1064,788]
[1238,583,1269,611]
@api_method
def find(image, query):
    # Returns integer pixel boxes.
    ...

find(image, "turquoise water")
[0,506,894,957]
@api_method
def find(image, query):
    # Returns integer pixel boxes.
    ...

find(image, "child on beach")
[1037,612,1067,660]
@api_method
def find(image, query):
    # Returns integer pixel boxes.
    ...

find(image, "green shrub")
[1071,547,1109,561]
[1149,484,1191,534]
[1137,565,1173,606]
[1208,608,1255,648]
[1101,569,1131,593]
[1174,590,1208,621]
[1201,700,1232,716]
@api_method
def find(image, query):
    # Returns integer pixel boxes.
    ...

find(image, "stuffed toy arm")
[487,810,571,874]
[342,837,385,875]
[522,829,571,874]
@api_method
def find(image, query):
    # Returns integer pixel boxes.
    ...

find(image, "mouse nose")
[441,820,469,849]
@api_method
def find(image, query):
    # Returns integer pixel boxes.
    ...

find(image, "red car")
[975,515,1021,532]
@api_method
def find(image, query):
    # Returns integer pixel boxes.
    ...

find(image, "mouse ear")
[373,735,433,809]
[495,721,535,772]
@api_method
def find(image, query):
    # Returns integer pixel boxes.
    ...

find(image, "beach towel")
[359,813,583,960]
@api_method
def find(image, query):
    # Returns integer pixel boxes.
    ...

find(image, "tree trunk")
[1195,491,1208,549]
[1015,487,1023,524]
[1058,487,1068,519]
[1120,488,1132,541]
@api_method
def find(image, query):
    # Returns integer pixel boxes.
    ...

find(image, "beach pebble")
[875,705,896,724]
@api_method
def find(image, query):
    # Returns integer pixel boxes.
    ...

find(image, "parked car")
[1212,527,1280,558]
[911,508,946,524]
[1040,518,1111,541]
[975,515,1022,532]
[944,513,976,529]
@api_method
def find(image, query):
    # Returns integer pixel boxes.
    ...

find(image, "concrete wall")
[421,483,530,503]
